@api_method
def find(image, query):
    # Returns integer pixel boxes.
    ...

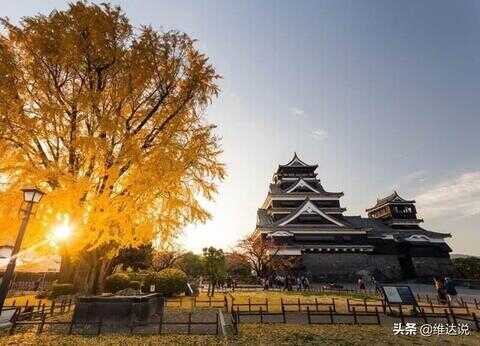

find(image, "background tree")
[236,234,279,278]
[152,250,183,271]
[202,247,226,296]
[226,251,254,283]
[0,2,224,293]
[111,244,154,272]
[176,251,203,279]
[452,257,480,280]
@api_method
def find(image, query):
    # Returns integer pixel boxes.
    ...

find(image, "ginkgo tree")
[0,2,225,293]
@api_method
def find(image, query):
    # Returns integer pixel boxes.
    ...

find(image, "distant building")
[254,153,457,281]
[0,245,13,259]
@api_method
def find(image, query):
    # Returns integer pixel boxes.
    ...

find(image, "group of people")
[434,277,459,304]
[261,274,310,291]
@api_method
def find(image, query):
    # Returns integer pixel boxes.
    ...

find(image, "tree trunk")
[90,260,102,295]
[95,259,113,294]
[72,260,92,294]
[58,253,75,283]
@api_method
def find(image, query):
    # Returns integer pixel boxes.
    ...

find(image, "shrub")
[105,273,131,293]
[142,269,188,296]
[129,280,141,290]
[142,272,160,293]
[50,284,74,298]
[156,269,188,296]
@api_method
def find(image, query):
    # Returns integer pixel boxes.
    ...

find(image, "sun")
[52,223,72,241]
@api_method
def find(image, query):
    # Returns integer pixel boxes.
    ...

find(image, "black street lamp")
[0,187,44,312]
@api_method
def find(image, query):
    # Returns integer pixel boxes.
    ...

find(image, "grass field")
[1,324,479,345]
[4,295,48,307]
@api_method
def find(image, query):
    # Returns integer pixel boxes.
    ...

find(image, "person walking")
[302,276,310,291]
[445,277,460,305]
[357,278,366,292]
[434,277,447,304]
[372,276,381,295]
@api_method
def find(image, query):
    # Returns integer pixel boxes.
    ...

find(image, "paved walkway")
[333,282,480,301]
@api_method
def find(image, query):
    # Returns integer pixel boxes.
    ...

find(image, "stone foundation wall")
[302,253,403,282]
[411,256,458,279]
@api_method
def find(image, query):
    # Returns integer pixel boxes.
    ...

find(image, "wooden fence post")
[472,312,479,332]
[450,308,458,326]
[97,314,103,336]
[281,301,286,323]
[158,309,163,334]
[50,301,55,316]
[328,306,334,324]
[375,307,380,325]
[332,298,336,313]
[37,313,46,334]
[352,307,358,325]
[398,305,405,325]
[68,318,75,335]
[260,307,263,324]
[216,311,219,335]
[315,298,319,312]
[307,306,311,324]
[9,311,18,335]
[187,312,192,334]
[443,309,450,324]
[420,308,428,324]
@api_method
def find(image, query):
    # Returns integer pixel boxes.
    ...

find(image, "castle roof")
[366,191,416,212]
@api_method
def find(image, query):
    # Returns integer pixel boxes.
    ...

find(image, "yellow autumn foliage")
[0,2,224,260]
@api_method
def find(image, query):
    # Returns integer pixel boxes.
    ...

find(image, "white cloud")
[392,170,428,190]
[416,172,480,220]
[290,107,305,116]
[403,170,428,184]
[311,129,328,141]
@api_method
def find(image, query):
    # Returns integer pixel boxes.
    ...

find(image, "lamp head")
[21,186,45,204]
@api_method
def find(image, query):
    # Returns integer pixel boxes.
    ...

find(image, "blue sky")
[4,0,480,255]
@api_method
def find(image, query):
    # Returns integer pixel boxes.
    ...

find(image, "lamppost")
[0,187,44,312]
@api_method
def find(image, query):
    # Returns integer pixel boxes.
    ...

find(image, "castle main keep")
[254,153,457,281]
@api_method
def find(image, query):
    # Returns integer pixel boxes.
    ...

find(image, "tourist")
[296,276,302,291]
[445,277,460,305]
[302,276,310,290]
[262,277,269,291]
[357,278,366,292]
[372,276,381,295]
[434,277,447,304]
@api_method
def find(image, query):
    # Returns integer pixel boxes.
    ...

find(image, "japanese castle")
[254,153,457,281]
